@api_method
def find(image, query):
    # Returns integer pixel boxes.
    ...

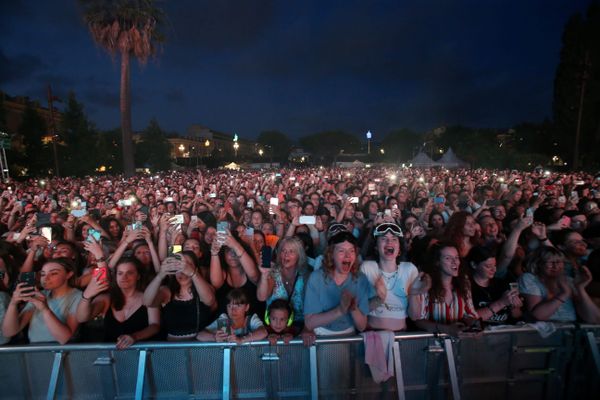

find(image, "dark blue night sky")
[0,0,592,139]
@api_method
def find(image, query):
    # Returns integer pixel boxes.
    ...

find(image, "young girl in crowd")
[197,288,267,343]
[264,299,300,345]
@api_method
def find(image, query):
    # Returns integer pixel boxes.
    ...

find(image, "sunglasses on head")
[373,223,403,237]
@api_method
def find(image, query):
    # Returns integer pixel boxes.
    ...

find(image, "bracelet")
[555,297,565,304]
[189,270,197,279]
[211,252,219,256]
[81,293,91,301]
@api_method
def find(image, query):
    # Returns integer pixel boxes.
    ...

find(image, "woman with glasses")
[408,242,480,337]
[304,232,370,336]
[518,246,600,323]
[360,223,418,331]
[257,237,308,328]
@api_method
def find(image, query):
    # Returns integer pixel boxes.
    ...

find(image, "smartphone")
[18,271,36,293]
[217,221,229,233]
[260,246,272,269]
[92,266,108,281]
[129,221,142,231]
[434,197,445,204]
[217,316,231,334]
[87,228,102,242]
[35,212,51,227]
[368,183,376,191]
[41,227,52,242]
[384,209,392,217]
[165,197,174,202]
[246,200,254,208]
[170,214,184,225]
[245,227,254,236]
[349,197,359,204]
[118,199,132,207]
[269,198,279,207]
[509,282,519,292]
[71,209,87,218]
[190,215,198,225]
[209,193,217,198]
[500,183,508,191]
[170,244,182,254]
[299,215,316,225]
[526,208,534,218]
[558,196,566,203]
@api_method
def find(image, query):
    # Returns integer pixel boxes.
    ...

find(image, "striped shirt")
[415,290,478,324]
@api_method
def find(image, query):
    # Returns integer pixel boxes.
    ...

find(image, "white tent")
[223,162,241,170]
[437,148,469,169]
[408,152,439,168]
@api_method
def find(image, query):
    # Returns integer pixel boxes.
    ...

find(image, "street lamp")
[366,130,372,154]
[258,149,264,156]
[233,142,239,158]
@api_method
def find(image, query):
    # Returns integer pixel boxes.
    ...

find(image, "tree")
[553,2,600,169]
[381,128,421,161]
[135,119,172,171]
[96,128,124,174]
[19,104,52,176]
[80,0,164,177]
[60,92,99,176]
[257,130,292,162]
[299,130,362,163]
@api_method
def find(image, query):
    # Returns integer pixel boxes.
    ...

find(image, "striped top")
[415,290,478,324]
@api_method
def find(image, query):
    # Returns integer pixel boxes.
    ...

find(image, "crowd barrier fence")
[0,324,598,400]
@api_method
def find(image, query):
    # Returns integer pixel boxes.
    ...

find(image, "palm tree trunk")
[120,50,135,177]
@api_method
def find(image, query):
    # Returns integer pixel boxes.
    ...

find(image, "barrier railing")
[0,325,598,400]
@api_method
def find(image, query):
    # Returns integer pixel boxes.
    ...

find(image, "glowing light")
[389,174,397,180]
[544,170,551,176]
[178,144,185,152]
[204,140,210,147]
[498,177,505,183]
[366,130,372,139]
[380,148,385,154]
[418,176,424,183]
[258,149,264,156]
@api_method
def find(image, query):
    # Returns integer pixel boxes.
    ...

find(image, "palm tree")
[80,0,164,176]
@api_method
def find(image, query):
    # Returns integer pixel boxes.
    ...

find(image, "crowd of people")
[0,166,599,348]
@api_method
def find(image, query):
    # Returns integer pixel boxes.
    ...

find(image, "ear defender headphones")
[264,303,294,327]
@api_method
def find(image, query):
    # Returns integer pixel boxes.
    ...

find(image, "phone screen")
[260,246,272,268]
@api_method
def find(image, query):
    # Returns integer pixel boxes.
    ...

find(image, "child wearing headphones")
[265,299,300,345]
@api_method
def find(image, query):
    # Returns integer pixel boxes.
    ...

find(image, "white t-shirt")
[360,260,418,319]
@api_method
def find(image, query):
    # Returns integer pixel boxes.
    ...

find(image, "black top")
[162,293,213,336]
[104,305,150,342]
[216,278,264,318]
[470,278,514,324]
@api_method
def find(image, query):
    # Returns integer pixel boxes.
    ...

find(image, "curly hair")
[424,242,472,302]
[443,211,480,255]
[322,232,360,280]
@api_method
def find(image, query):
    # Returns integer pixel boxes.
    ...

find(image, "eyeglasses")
[227,303,247,309]
[373,223,403,238]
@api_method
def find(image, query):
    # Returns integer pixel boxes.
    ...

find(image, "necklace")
[380,267,398,290]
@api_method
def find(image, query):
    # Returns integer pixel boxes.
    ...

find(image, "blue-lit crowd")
[0,166,599,347]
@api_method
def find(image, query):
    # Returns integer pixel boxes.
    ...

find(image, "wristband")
[189,270,197,279]
[81,293,91,301]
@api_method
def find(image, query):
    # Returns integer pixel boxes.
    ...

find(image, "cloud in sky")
[0,0,592,139]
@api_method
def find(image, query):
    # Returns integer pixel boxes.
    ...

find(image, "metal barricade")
[0,325,598,400]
